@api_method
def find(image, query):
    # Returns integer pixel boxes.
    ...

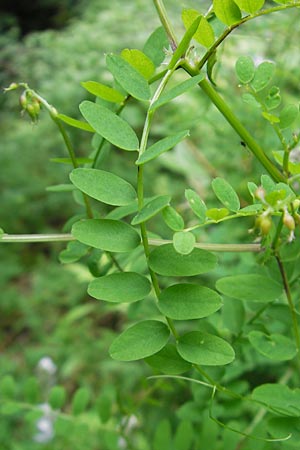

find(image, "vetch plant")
[2,1,300,448]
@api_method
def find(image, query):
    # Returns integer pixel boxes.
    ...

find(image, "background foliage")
[1,1,300,449]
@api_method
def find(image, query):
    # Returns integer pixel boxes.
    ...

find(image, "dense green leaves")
[131,195,171,225]
[233,0,265,13]
[213,0,242,25]
[88,272,151,303]
[70,168,136,206]
[109,320,170,361]
[235,56,255,84]
[145,344,192,374]
[252,384,300,417]
[248,331,297,361]
[151,75,203,111]
[177,331,235,366]
[158,284,223,320]
[149,244,217,276]
[211,177,240,212]
[106,54,151,101]
[216,274,282,302]
[121,49,155,80]
[79,101,139,151]
[173,231,195,255]
[72,219,140,252]
[136,131,189,165]
[182,9,215,48]
[81,81,125,103]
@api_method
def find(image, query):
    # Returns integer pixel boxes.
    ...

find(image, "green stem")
[0,234,263,252]
[182,66,286,183]
[152,0,178,50]
[275,254,300,359]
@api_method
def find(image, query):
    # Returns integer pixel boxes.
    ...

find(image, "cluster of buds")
[19,90,41,122]
[253,187,299,242]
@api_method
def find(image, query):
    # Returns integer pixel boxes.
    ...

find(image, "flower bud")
[19,92,28,109]
[255,186,266,202]
[255,215,272,235]
[283,211,295,231]
[4,82,19,92]
[292,199,300,211]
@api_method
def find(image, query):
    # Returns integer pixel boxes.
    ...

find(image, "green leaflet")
[248,331,297,361]
[279,104,298,129]
[131,195,171,225]
[72,387,91,416]
[173,231,195,255]
[70,168,137,206]
[143,26,169,67]
[136,130,190,165]
[267,418,300,447]
[251,61,275,92]
[79,101,139,151]
[252,384,300,417]
[81,81,125,103]
[216,274,282,302]
[235,56,255,84]
[106,54,151,101]
[88,272,151,303]
[150,75,203,111]
[185,189,207,223]
[177,331,235,366]
[211,177,240,212]
[149,244,217,277]
[168,16,201,69]
[109,320,170,361]
[57,113,94,132]
[121,49,155,80]
[145,344,191,375]
[158,283,223,320]
[72,219,140,253]
[233,0,265,13]
[213,0,242,25]
[59,241,89,264]
[182,9,215,48]
[206,208,229,221]
[49,386,66,410]
[153,420,172,450]
[162,206,185,231]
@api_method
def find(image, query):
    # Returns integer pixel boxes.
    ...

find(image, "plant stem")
[152,0,178,50]
[0,233,263,252]
[275,254,300,359]
[191,75,286,183]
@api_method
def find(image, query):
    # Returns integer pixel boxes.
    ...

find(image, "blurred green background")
[1,1,300,448]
